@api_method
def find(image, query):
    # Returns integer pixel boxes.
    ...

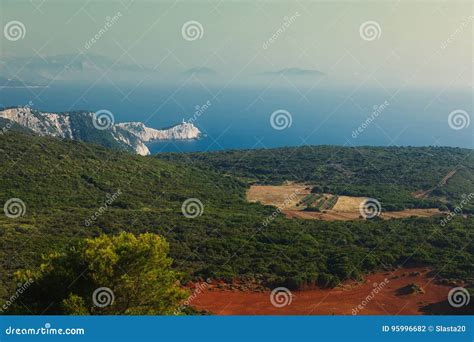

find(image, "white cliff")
[0,107,73,138]
[0,108,201,156]
[111,127,151,156]
[116,120,201,142]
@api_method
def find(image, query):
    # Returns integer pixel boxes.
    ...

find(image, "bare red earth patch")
[191,268,452,315]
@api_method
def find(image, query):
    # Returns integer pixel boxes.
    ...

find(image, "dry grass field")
[247,185,442,221]
[332,195,368,211]
[246,184,311,210]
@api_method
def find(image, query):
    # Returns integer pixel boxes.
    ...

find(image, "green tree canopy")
[11,232,188,315]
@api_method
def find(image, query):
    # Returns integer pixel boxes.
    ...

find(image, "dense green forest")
[0,132,473,313]
[158,146,474,212]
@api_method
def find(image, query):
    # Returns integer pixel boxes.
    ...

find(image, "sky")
[0,0,472,88]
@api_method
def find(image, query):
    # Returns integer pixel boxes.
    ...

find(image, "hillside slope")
[158,146,474,212]
[0,133,473,311]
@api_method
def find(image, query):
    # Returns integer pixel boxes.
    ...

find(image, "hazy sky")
[0,0,472,88]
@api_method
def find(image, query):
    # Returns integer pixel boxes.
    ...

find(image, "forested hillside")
[159,146,474,212]
[0,133,473,312]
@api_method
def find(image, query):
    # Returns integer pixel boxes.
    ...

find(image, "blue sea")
[1,81,472,153]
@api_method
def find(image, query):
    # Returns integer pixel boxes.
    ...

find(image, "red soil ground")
[191,268,452,315]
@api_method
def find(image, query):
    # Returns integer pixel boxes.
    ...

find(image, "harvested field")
[190,268,452,315]
[246,184,310,210]
[332,195,368,211]
[247,185,442,221]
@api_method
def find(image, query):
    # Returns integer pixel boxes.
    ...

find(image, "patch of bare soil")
[191,268,453,315]
[246,184,311,210]
[247,184,441,221]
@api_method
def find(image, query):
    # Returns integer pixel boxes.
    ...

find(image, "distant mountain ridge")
[0,107,201,155]
[0,54,158,85]
[261,67,325,77]
[183,67,217,76]
[0,76,42,88]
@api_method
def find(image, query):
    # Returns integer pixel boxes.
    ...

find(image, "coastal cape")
[0,107,201,155]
